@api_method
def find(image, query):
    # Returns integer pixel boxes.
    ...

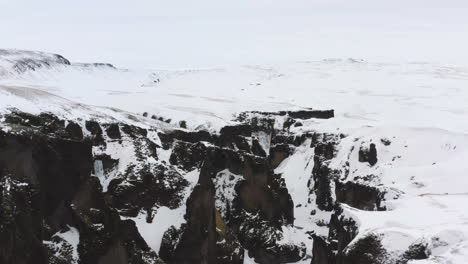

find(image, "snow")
[3,58,468,133]
[127,169,200,254]
[1,1,467,262]
[253,131,271,154]
[53,226,80,263]
[92,137,138,192]
[274,140,316,256]
[213,169,243,218]
[340,192,468,261]
[319,124,468,262]
[93,160,104,183]
[243,250,259,264]
[2,48,468,263]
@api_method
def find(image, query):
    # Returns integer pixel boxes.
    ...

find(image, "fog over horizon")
[1,0,468,68]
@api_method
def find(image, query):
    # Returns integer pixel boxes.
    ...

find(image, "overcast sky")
[1,0,467,68]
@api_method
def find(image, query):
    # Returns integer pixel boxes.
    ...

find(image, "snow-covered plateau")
[1,49,468,264]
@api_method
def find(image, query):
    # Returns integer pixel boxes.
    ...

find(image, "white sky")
[1,0,468,68]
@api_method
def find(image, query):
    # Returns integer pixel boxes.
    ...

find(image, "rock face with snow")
[0,107,337,264]
[0,110,162,264]
[0,107,420,264]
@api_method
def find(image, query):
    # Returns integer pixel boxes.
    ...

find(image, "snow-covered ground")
[1,49,468,263]
[2,1,468,262]
[2,55,468,132]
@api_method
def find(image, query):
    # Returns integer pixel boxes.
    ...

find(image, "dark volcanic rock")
[341,233,387,264]
[240,109,334,120]
[335,181,385,211]
[161,161,217,264]
[160,140,301,264]
[85,120,106,145]
[0,112,163,264]
[203,147,294,226]
[238,212,305,264]
[172,129,213,143]
[0,174,46,264]
[4,111,67,136]
[158,129,213,150]
[311,205,397,264]
[220,124,252,137]
[328,208,359,259]
[121,123,148,138]
[216,125,253,153]
[287,110,334,120]
[65,121,84,140]
[107,163,188,217]
[208,147,301,263]
[283,117,296,130]
[215,222,244,264]
[0,127,92,264]
[269,144,293,169]
[397,242,429,264]
[358,143,378,166]
[251,138,267,157]
[380,138,391,146]
[159,225,185,262]
[169,141,208,170]
[105,123,121,139]
[311,206,358,264]
[0,130,93,220]
[85,120,103,136]
[179,120,187,129]
[311,235,336,264]
[2,108,387,264]
[311,134,340,211]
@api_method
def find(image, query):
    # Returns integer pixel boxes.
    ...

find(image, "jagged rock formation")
[310,133,341,211]
[0,110,162,264]
[158,113,308,264]
[335,181,385,211]
[0,107,431,264]
[358,143,378,166]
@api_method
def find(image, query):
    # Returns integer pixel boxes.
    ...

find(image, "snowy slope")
[2,52,468,132]
[1,50,468,263]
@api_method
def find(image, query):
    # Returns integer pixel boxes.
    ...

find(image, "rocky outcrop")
[161,141,302,264]
[2,107,406,264]
[311,205,428,264]
[341,233,387,264]
[358,143,378,166]
[397,242,429,264]
[335,181,385,211]
[107,163,188,217]
[158,111,322,264]
[0,111,163,264]
[311,206,358,264]
[269,143,294,169]
[310,133,341,211]
[162,161,218,264]
[311,235,336,264]
[239,109,334,120]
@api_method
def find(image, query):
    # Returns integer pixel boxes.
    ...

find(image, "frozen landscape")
[1,1,468,264]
